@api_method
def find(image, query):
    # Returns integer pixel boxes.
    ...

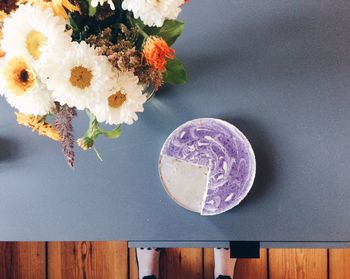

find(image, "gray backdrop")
[1,0,350,245]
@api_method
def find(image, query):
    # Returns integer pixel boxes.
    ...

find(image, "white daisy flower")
[90,71,147,125]
[44,41,115,110]
[122,0,183,27]
[1,57,54,115]
[91,0,115,10]
[1,4,71,65]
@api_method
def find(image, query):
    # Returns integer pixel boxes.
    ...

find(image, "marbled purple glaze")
[161,118,256,215]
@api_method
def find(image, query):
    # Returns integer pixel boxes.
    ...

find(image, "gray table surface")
[1,0,350,246]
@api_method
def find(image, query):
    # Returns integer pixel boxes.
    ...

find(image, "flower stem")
[135,23,149,39]
[93,146,103,162]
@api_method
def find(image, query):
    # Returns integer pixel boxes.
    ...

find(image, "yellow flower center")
[3,58,36,96]
[108,91,127,108]
[26,31,48,60]
[69,66,93,89]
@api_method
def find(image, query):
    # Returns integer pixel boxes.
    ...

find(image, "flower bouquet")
[0,0,188,167]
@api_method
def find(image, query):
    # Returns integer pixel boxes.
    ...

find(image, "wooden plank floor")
[0,242,349,278]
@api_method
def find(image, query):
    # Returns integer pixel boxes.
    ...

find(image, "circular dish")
[159,118,256,215]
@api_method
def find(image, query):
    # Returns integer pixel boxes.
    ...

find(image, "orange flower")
[143,36,175,73]
[28,0,79,19]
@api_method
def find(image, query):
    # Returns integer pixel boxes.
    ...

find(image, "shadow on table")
[222,116,275,207]
[0,137,22,163]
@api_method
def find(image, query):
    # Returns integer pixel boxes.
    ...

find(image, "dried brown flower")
[87,26,164,91]
[0,0,20,15]
[16,112,61,141]
[95,2,116,21]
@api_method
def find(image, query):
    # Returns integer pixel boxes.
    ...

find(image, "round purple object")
[159,118,256,215]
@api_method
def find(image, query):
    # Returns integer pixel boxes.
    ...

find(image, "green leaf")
[140,20,185,45]
[103,126,122,139]
[80,110,122,162]
[87,0,97,16]
[85,109,103,140]
[88,6,96,16]
[69,16,79,31]
[130,17,184,46]
[143,25,161,37]
[163,57,187,85]
[157,20,185,46]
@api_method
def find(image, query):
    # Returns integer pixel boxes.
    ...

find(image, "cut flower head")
[90,71,147,125]
[143,36,175,73]
[44,41,115,110]
[1,4,71,65]
[1,56,54,115]
[3,57,36,95]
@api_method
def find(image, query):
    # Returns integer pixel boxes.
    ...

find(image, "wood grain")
[6,242,350,279]
[203,248,214,279]
[204,248,268,279]
[48,241,127,279]
[160,248,202,279]
[269,248,328,279]
[235,249,268,279]
[329,249,350,279]
[0,242,46,279]
[129,248,139,279]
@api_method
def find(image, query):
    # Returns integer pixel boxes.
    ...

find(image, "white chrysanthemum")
[90,71,147,125]
[1,4,71,65]
[122,0,183,27]
[91,0,115,10]
[44,41,115,110]
[1,57,54,115]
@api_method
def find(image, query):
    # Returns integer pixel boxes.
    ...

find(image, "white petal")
[90,71,147,125]
[122,0,183,27]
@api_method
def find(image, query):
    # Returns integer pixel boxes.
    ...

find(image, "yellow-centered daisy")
[45,41,116,110]
[3,57,36,96]
[1,57,54,115]
[90,71,147,125]
[1,4,71,65]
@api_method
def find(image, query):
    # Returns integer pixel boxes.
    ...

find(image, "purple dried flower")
[54,105,77,168]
